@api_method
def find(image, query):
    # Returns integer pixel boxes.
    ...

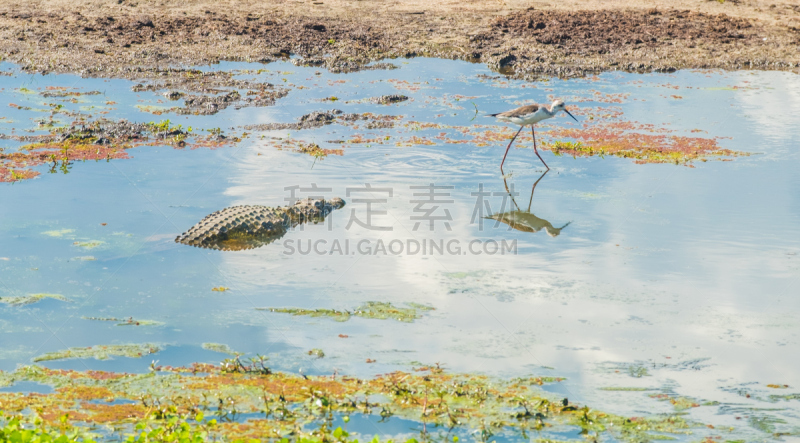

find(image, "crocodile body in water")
[175,198,345,251]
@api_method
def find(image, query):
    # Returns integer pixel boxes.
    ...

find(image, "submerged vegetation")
[0,48,791,443]
[264,302,435,323]
[82,317,164,327]
[0,118,241,183]
[0,364,701,443]
[1,65,752,183]
[545,129,748,166]
[31,344,161,363]
[0,293,69,306]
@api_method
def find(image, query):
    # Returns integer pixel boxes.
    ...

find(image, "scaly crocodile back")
[176,198,345,251]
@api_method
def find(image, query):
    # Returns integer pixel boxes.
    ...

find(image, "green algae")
[71,256,97,261]
[627,366,650,378]
[307,348,325,358]
[31,343,160,362]
[648,393,702,411]
[598,387,653,391]
[83,317,164,327]
[263,307,351,322]
[135,104,175,114]
[769,393,800,402]
[72,240,104,249]
[264,302,434,323]
[0,293,69,306]
[0,365,698,443]
[0,411,411,443]
[749,414,787,434]
[41,229,75,238]
[201,343,241,356]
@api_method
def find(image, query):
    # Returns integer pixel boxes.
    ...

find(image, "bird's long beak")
[564,109,578,122]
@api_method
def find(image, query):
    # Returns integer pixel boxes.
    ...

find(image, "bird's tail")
[486,113,500,117]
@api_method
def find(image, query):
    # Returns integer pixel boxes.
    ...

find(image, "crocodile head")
[287,197,346,225]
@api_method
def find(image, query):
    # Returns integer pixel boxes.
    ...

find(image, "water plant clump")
[545,131,748,166]
[0,411,412,443]
[0,364,699,442]
[0,293,69,306]
[201,343,241,356]
[82,317,164,327]
[0,119,241,183]
[31,344,161,362]
[265,302,435,323]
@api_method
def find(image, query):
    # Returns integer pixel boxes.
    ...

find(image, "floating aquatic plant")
[31,344,160,362]
[41,229,75,238]
[201,343,240,356]
[263,302,434,323]
[0,293,69,306]
[73,240,104,249]
[307,348,325,358]
[0,119,242,183]
[82,317,163,327]
[0,364,701,442]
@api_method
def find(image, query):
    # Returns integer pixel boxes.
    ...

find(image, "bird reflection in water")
[486,170,571,237]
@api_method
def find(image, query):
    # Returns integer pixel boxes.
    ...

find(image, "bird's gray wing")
[497,104,539,118]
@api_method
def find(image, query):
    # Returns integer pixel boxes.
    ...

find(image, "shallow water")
[1,58,799,440]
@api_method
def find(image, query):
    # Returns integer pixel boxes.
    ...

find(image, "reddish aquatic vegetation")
[396,136,437,147]
[84,370,130,381]
[57,385,115,401]
[343,134,383,145]
[544,126,745,165]
[567,106,625,120]
[217,420,286,440]
[266,138,344,158]
[387,79,436,92]
[78,402,150,423]
[0,365,697,441]
[0,167,39,182]
[183,373,350,401]
[0,122,241,183]
[549,90,630,104]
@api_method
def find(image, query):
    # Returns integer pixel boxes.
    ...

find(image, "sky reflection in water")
[1,58,799,437]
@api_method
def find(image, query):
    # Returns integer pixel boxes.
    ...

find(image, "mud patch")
[494,9,761,54]
[243,109,368,131]
[0,4,797,82]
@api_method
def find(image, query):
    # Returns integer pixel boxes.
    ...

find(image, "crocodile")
[175,198,345,251]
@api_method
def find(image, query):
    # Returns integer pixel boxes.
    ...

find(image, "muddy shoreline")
[1,1,799,82]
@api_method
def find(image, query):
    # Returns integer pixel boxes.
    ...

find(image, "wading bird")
[488,100,578,171]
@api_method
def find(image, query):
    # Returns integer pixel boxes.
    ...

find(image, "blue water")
[1,58,799,440]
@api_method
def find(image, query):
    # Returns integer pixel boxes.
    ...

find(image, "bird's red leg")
[500,125,525,171]
[532,125,549,170]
